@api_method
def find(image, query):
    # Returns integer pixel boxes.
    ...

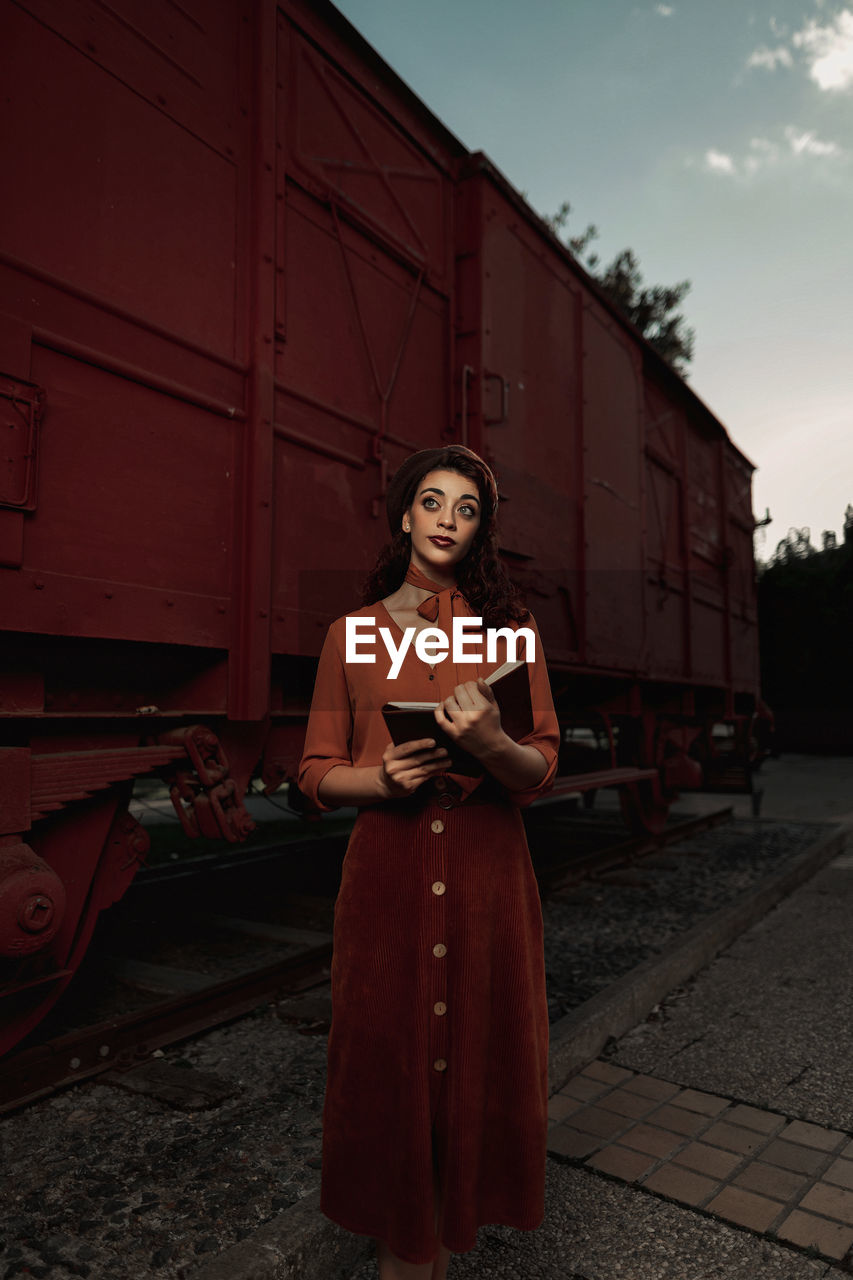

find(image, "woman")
[298,445,559,1279]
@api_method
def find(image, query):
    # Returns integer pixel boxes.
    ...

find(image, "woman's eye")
[459,505,478,518]
[423,497,438,509]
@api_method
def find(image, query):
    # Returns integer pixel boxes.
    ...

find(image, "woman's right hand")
[377,738,450,799]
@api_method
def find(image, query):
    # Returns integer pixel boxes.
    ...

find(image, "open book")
[381,659,533,777]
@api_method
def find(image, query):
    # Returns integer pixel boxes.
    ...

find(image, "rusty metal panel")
[643,381,688,679]
[12,0,244,154]
[22,353,232,597]
[0,0,252,658]
[582,304,644,671]
[272,15,456,653]
[283,26,450,284]
[0,376,42,511]
[454,175,583,665]
[686,425,727,684]
[644,456,686,677]
[725,452,760,689]
[1,0,246,357]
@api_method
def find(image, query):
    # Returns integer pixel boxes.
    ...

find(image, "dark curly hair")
[361,445,529,627]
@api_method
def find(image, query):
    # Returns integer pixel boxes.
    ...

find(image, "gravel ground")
[543,814,828,1020]
[0,813,832,1280]
[0,1011,328,1280]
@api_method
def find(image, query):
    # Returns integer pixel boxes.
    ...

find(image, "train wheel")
[0,793,146,1058]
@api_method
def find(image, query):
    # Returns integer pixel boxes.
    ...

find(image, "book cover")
[381,660,533,777]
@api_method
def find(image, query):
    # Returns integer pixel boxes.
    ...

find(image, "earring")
[403,523,410,533]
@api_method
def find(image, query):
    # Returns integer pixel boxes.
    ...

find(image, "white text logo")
[345,617,535,678]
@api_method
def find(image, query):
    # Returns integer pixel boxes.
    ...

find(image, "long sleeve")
[502,613,560,808]
[298,621,354,812]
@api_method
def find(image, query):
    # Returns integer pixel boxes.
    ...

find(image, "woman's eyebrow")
[419,486,479,503]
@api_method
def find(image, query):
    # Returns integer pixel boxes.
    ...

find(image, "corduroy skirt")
[320,783,549,1264]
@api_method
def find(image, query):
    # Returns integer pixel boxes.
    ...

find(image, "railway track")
[0,800,733,1115]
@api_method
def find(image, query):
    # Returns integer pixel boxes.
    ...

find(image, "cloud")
[655,3,674,14]
[703,129,841,177]
[746,45,794,70]
[792,9,853,90]
[784,125,840,156]
[705,149,736,175]
[743,137,781,174]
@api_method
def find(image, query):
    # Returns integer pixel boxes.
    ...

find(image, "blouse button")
[433,1058,447,1072]
[431,819,445,834]
[438,794,454,810]
[432,942,447,958]
[433,1001,447,1016]
[431,881,446,896]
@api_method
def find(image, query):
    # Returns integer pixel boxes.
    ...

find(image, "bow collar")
[404,562,465,623]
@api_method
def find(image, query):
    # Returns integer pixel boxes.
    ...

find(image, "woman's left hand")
[435,678,507,759]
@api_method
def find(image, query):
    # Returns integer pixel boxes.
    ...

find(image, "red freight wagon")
[0,0,763,1055]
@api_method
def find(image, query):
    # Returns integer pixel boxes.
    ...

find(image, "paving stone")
[707,1186,781,1233]
[548,1094,581,1125]
[547,1126,602,1161]
[642,1163,718,1207]
[842,1139,853,1161]
[778,1209,853,1261]
[559,1075,610,1103]
[672,1088,730,1117]
[733,1160,812,1203]
[650,1104,712,1137]
[780,1120,847,1153]
[799,1181,853,1226]
[726,1105,785,1135]
[672,1141,744,1181]
[569,1105,629,1140]
[621,1074,681,1103]
[824,1158,853,1192]
[762,1140,829,1176]
[586,1144,657,1183]
[582,1060,635,1085]
[620,1125,685,1160]
[701,1121,767,1156]
[595,1088,657,1121]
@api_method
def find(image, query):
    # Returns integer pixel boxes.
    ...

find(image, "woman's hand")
[377,738,450,799]
[434,679,507,759]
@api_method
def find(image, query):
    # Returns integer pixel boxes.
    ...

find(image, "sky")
[333,0,853,559]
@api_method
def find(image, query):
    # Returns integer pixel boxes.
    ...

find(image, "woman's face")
[405,468,482,578]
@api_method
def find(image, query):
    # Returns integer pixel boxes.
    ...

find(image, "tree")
[757,508,853,750]
[769,526,817,566]
[545,202,695,374]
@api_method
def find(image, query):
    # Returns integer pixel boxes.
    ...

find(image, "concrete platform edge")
[191,822,849,1280]
[547,820,850,1094]
[191,1190,373,1280]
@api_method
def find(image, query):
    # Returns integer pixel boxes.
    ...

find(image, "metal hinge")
[0,376,43,511]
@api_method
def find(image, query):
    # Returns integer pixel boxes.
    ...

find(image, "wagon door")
[273,9,458,653]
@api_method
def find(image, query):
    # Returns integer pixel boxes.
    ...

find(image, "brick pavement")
[548,1059,853,1265]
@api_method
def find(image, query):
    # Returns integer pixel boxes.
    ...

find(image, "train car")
[0,0,762,1056]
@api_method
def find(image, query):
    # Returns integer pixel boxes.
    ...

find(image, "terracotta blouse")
[298,565,560,809]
